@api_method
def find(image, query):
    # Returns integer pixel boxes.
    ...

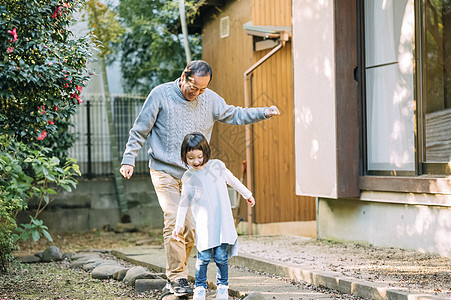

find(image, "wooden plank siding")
[202,0,316,223]
[251,0,315,223]
[202,0,254,214]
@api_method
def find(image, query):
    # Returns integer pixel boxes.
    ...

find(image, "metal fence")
[67,94,150,177]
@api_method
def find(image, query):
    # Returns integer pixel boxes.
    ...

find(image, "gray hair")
[183,60,212,82]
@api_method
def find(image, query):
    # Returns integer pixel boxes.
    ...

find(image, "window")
[363,0,451,175]
[220,16,230,39]
[420,0,451,174]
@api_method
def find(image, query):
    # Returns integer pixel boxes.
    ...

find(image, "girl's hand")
[171,226,183,241]
[246,196,255,207]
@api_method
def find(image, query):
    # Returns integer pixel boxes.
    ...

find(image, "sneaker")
[193,286,206,300]
[167,278,193,296]
[216,284,229,299]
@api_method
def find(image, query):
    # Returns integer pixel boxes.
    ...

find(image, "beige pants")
[150,168,195,282]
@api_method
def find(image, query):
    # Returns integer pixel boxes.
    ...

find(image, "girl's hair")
[183,60,213,83]
[181,132,211,165]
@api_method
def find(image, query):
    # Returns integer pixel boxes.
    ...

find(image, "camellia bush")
[0,0,93,270]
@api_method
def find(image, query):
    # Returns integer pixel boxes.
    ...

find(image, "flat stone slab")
[91,265,128,279]
[15,255,41,263]
[70,257,104,269]
[113,268,130,281]
[135,278,167,294]
[71,253,102,260]
[123,266,159,285]
[83,259,118,272]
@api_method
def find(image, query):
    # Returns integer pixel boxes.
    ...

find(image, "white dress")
[175,159,252,257]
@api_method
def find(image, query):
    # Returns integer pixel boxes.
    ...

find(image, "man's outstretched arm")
[214,96,280,125]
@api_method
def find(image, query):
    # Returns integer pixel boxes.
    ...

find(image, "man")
[120,60,279,296]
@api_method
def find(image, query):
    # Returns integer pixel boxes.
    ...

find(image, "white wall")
[293,0,338,197]
[318,197,451,258]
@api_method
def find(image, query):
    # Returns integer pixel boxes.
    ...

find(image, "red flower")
[52,6,62,18]
[7,47,13,53]
[54,106,59,111]
[64,82,69,88]
[37,130,47,140]
[76,85,83,93]
[48,119,55,125]
[7,28,18,42]
[71,92,82,104]
[38,106,46,114]
[62,2,70,8]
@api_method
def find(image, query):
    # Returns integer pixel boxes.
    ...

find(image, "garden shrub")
[0,133,81,270]
[0,0,93,270]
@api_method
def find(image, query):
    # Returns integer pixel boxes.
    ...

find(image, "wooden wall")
[202,0,253,182]
[250,0,315,223]
[203,0,316,223]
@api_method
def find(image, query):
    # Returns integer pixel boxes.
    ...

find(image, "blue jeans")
[195,243,229,288]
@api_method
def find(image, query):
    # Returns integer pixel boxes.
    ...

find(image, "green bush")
[0,135,81,270]
[0,191,23,273]
[0,0,93,271]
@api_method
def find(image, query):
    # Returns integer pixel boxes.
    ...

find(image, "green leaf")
[46,188,57,194]
[51,157,60,165]
[22,223,33,230]
[15,227,25,234]
[11,233,20,243]
[22,231,31,241]
[42,229,53,242]
[31,217,43,226]
[61,184,72,192]
[45,172,56,182]
[31,230,40,242]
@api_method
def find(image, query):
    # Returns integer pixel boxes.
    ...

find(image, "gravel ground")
[0,257,160,300]
[238,235,451,299]
[1,231,450,299]
[0,230,163,299]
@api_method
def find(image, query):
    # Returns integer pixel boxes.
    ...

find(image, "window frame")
[359,0,451,178]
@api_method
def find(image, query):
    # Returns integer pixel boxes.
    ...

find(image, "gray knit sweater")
[121,78,269,179]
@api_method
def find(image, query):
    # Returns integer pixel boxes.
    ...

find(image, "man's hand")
[247,196,255,207]
[265,105,280,117]
[120,164,134,179]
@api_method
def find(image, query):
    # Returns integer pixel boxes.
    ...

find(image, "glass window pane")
[364,0,416,171]
[422,0,451,163]
[366,65,415,171]
[365,0,409,67]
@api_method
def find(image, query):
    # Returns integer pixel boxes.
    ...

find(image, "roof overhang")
[243,21,291,39]
[243,21,291,51]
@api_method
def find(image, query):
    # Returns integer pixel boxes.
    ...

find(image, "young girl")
[172,132,255,300]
